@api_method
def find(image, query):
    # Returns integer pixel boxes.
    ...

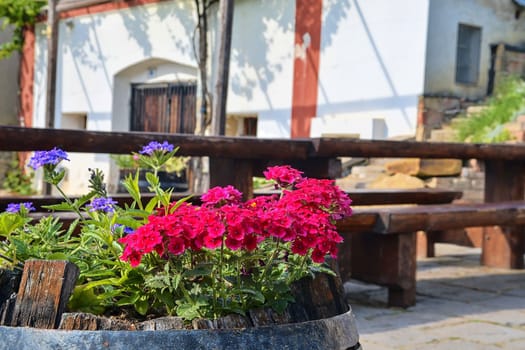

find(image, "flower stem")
[259,239,281,284]
[55,185,84,220]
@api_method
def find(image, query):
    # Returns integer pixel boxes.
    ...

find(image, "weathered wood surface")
[6,126,525,160]
[371,200,525,234]
[346,231,418,308]
[0,126,312,159]
[482,160,525,269]
[342,188,462,206]
[59,313,137,331]
[10,260,79,329]
[313,137,525,160]
[0,269,21,326]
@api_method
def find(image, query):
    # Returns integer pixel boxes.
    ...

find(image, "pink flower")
[263,165,304,188]
[201,185,242,207]
[120,165,352,270]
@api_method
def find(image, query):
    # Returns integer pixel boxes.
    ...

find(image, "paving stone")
[400,338,498,350]
[421,321,525,345]
[463,309,525,329]
[503,338,525,350]
[417,280,501,303]
[349,244,525,349]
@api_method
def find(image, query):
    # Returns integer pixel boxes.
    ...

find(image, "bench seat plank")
[371,201,525,234]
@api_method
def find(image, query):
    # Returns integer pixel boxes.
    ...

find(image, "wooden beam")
[45,0,59,129]
[0,126,311,159]
[212,0,234,136]
[482,160,525,268]
[313,137,525,160]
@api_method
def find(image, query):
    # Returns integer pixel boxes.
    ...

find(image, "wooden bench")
[336,200,525,308]
[4,125,525,310]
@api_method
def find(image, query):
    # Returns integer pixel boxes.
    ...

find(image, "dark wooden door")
[130,82,197,133]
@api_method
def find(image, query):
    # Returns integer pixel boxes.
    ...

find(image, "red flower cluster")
[120,166,352,267]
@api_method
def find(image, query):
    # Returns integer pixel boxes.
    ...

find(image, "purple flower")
[28,147,69,170]
[139,141,174,155]
[6,202,35,213]
[112,224,134,235]
[87,197,118,213]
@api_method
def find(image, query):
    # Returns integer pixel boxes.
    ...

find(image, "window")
[225,115,257,137]
[455,24,482,85]
[130,82,197,133]
[61,113,87,130]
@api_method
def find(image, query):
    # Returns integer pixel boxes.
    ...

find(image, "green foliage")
[0,0,46,59]
[253,176,273,190]
[2,159,35,195]
[111,153,189,175]
[0,146,194,320]
[0,145,346,323]
[453,75,525,143]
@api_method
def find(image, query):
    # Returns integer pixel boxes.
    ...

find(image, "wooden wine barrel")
[0,261,361,349]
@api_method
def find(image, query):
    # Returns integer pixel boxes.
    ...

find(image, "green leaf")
[182,264,213,278]
[145,197,159,213]
[176,302,203,320]
[0,213,27,237]
[135,297,150,315]
[42,202,73,211]
[68,286,106,314]
[145,172,159,188]
[116,291,141,306]
[238,288,265,303]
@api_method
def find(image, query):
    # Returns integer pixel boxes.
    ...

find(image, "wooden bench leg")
[482,226,525,269]
[417,231,436,259]
[350,231,417,308]
[388,285,416,308]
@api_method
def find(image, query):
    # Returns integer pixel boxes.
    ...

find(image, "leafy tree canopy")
[0,0,46,59]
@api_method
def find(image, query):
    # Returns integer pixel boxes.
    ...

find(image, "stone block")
[385,158,462,177]
[368,173,426,189]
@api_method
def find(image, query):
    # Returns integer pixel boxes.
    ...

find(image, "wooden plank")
[372,201,525,234]
[343,188,462,206]
[313,137,525,160]
[0,126,312,159]
[336,212,378,233]
[10,260,79,329]
[209,158,254,200]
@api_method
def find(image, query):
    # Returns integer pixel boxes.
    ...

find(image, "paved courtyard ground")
[345,244,525,349]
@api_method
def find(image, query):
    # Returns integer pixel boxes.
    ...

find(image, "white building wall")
[226,0,296,138]
[33,1,199,194]
[315,0,430,139]
[424,0,525,99]
[32,0,298,193]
